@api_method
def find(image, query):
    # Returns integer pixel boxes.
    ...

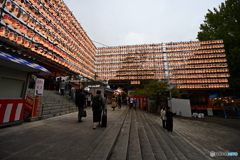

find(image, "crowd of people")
[31,76,175,132]
[75,89,107,130]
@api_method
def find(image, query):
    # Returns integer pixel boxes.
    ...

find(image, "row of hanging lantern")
[98,48,164,54]
[38,0,96,56]
[170,68,229,74]
[171,78,228,84]
[167,53,226,60]
[97,48,225,59]
[106,76,158,80]
[98,71,158,77]
[177,84,229,89]
[167,49,225,56]
[98,39,223,52]
[96,75,165,81]
[1,0,96,79]
[170,73,230,79]
[168,58,227,65]
[168,63,228,70]
[114,71,157,76]
[22,0,95,74]
[121,62,163,67]
[0,23,90,79]
[166,44,224,51]
[96,41,229,87]
[165,39,223,47]
[97,52,164,59]
[98,44,164,51]
[97,40,223,52]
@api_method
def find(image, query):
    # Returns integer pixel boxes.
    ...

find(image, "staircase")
[87,108,210,160]
[26,89,78,121]
[1,105,238,159]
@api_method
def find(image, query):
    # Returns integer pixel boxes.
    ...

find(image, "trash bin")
[198,113,204,118]
[192,113,198,118]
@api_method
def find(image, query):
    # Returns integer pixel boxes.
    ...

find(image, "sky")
[64,0,226,48]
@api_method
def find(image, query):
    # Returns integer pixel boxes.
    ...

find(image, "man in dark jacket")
[166,107,174,132]
[75,89,86,122]
[92,90,105,129]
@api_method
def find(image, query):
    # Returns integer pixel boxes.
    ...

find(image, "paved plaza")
[0,105,239,160]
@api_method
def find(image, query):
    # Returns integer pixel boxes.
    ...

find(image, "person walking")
[86,92,92,107]
[70,85,75,100]
[60,80,66,95]
[111,95,117,111]
[92,90,105,129]
[75,89,86,122]
[166,107,174,132]
[117,95,122,109]
[103,94,108,112]
[160,107,167,129]
[129,97,133,109]
[101,94,108,127]
[133,98,137,110]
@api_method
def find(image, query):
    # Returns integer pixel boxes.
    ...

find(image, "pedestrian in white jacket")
[160,107,167,129]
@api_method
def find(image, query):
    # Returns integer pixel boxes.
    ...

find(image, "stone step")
[127,109,142,160]
[146,111,210,160]
[87,107,129,160]
[26,88,76,121]
[137,110,168,160]
[110,108,132,160]
[136,109,156,160]
[144,112,186,160]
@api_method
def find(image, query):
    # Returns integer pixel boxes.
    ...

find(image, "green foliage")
[130,81,180,106]
[197,0,240,92]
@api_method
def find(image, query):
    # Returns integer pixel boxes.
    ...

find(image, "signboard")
[34,78,44,96]
[131,81,140,84]
[170,98,192,117]
[207,108,213,116]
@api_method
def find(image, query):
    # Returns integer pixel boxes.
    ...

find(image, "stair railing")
[25,95,44,119]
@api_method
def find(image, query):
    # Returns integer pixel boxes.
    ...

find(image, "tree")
[130,81,180,112]
[197,0,240,94]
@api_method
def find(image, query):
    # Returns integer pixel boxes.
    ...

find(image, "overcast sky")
[64,0,225,48]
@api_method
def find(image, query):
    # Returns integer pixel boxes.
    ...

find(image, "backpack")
[92,96,102,110]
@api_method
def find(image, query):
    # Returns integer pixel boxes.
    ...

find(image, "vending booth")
[0,51,50,127]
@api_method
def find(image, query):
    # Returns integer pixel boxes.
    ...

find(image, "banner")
[34,78,44,96]
[207,108,213,116]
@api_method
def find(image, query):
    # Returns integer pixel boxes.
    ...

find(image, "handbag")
[82,110,87,117]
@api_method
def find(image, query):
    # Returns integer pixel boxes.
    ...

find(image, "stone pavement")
[0,105,239,160]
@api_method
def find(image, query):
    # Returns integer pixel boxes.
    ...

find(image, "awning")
[105,88,114,92]
[0,51,51,75]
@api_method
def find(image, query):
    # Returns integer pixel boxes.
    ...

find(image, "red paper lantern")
[36,46,43,55]
[21,13,30,22]
[13,7,22,18]
[15,0,25,7]
[2,14,12,25]
[28,18,36,27]
[30,44,38,52]
[46,51,52,59]
[23,38,31,48]
[31,0,39,7]
[16,35,23,45]
[19,25,28,34]
[27,29,35,38]
[33,34,41,41]
[11,19,20,29]
[0,26,8,38]
[0,0,6,5]
[6,1,15,12]
[35,23,42,32]
[8,32,17,41]
[24,3,32,13]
